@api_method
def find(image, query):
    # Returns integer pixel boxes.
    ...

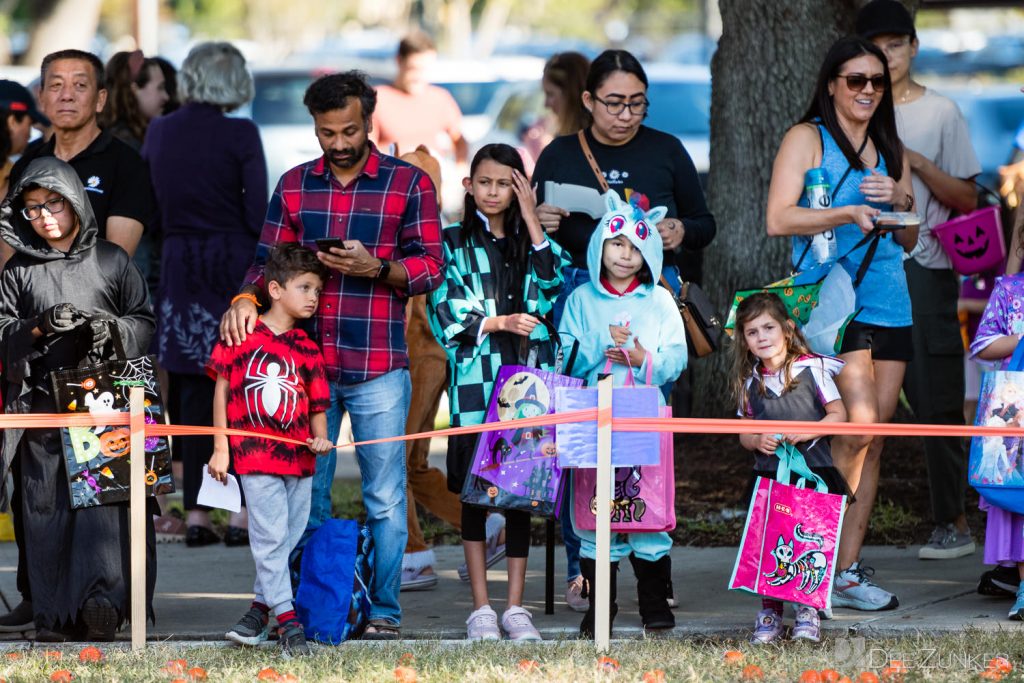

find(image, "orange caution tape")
[3,410,1024,452]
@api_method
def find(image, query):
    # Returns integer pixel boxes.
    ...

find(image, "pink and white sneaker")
[501,606,542,641]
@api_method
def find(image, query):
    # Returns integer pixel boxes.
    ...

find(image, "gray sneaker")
[225,606,269,647]
[918,524,976,560]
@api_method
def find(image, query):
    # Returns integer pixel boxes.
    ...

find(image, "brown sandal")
[362,619,401,640]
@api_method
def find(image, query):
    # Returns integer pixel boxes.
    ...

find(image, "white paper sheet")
[197,469,242,513]
[544,181,608,218]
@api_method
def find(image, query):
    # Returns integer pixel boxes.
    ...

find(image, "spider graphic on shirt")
[244,346,300,429]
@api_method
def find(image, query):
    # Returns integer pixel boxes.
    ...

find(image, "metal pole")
[129,387,146,650]
[594,375,613,652]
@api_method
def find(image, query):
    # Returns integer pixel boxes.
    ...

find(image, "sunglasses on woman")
[837,73,887,92]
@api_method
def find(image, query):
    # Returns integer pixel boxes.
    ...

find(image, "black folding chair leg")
[545,518,555,615]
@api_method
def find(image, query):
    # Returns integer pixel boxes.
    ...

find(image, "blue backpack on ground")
[295,518,374,643]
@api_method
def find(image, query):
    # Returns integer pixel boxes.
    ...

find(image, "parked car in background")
[943,85,1024,192]
[477,62,711,184]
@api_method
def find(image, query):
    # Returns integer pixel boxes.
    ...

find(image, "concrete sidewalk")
[0,541,1018,642]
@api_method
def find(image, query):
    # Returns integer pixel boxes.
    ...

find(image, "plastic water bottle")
[805,167,837,265]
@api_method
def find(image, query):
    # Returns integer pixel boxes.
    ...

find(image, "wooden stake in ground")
[594,375,613,652]
[129,387,146,650]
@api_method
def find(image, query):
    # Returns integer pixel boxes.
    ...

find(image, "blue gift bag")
[969,342,1024,514]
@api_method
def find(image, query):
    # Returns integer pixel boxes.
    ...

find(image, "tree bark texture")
[697,0,861,415]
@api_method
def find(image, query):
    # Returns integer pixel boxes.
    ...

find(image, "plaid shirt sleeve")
[396,172,444,296]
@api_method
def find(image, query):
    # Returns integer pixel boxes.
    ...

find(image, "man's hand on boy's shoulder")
[306,436,335,455]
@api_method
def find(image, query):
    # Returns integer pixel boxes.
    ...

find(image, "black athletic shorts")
[839,320,913,362]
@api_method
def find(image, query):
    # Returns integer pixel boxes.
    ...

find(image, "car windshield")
[645,80,711,138]
[252,74,316,126]
[437,81,506,116]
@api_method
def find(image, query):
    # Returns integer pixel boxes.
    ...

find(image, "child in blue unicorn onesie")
[558,190,686,636]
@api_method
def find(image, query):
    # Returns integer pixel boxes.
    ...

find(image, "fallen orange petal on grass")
[597,656,620,671]
[722,650,744,665]
[49,671,73,683]
[279,675,299,683]
[4,652,20,660]
[394,665,418,683]
[798,670,822,683]
[989,657,1013,674]
[518,659,540,673]
[78,646,103,663]
[163,659,188,675]
[187,666,209,681]
[856,674,880,683]
[741,664,764,681]
[42,650,62,660]
[256,668,280,682]
[979,670,1004,681]
[820,670,842,683]
[641,669,666,683]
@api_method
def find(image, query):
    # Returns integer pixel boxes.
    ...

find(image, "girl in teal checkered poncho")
[427,144,568,641]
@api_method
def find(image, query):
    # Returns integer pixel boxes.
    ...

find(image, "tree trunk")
[697,0,862,416]
[23,0,102,68]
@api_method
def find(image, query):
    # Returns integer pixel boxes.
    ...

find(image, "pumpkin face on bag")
[952,224,990,261]
[99,429,131,458]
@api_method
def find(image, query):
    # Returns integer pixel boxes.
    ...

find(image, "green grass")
[9,632,1024,682]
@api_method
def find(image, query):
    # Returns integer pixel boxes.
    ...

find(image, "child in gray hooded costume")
[0,157,156,641]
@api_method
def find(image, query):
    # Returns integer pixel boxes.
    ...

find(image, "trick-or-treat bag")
[729,443,846,610]
[50,322,173,509]
[969,341,1024,514]
[572,406,676,532]
[461,364,583,517]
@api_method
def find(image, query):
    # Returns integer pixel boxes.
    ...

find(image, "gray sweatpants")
[240,474,312,615]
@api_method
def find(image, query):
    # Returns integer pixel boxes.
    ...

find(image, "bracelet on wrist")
[231,292,260,308]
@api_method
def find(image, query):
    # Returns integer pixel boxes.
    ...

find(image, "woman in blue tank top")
[765,36,917,615]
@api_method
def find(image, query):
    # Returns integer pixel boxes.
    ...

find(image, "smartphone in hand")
[315,238,347,253]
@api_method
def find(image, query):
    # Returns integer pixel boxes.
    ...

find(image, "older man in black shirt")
[5,49,153,264]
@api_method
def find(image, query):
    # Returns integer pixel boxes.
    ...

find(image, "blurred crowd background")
[1,0,1022,212]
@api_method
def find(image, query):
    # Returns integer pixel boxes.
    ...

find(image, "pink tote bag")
[572,406,676,532]
[728,443,846,610]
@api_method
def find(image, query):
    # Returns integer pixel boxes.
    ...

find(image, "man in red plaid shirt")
[220,71,443,640]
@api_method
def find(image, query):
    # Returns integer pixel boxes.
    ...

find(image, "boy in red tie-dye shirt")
[207,243,333,658]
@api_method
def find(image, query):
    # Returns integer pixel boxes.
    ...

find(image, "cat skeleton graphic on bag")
[764,523,828,594]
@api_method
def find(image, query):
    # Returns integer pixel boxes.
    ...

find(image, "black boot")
[579,557,618,638]
[630,555,675,631]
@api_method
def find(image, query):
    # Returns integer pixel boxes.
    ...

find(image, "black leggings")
[461,505,531,558]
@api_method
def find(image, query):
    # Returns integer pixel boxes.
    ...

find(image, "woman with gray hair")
[142,42,267,547]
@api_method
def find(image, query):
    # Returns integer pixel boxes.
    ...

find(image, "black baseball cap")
[856,0,916,40]
[0,79,50,126]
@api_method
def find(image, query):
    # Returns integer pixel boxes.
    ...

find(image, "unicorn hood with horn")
[558,190,686,392]
[585,190,667,297]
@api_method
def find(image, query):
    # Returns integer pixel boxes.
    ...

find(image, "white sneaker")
[501,605,542,641]
[465,605,501,641]
[831,560,898,611]
[565,575,589,613]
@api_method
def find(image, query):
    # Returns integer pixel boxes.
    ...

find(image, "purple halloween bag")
[461,364,584,517]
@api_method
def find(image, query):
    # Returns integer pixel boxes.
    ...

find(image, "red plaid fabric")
[242,145,444,384]
[207,321,331,476]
